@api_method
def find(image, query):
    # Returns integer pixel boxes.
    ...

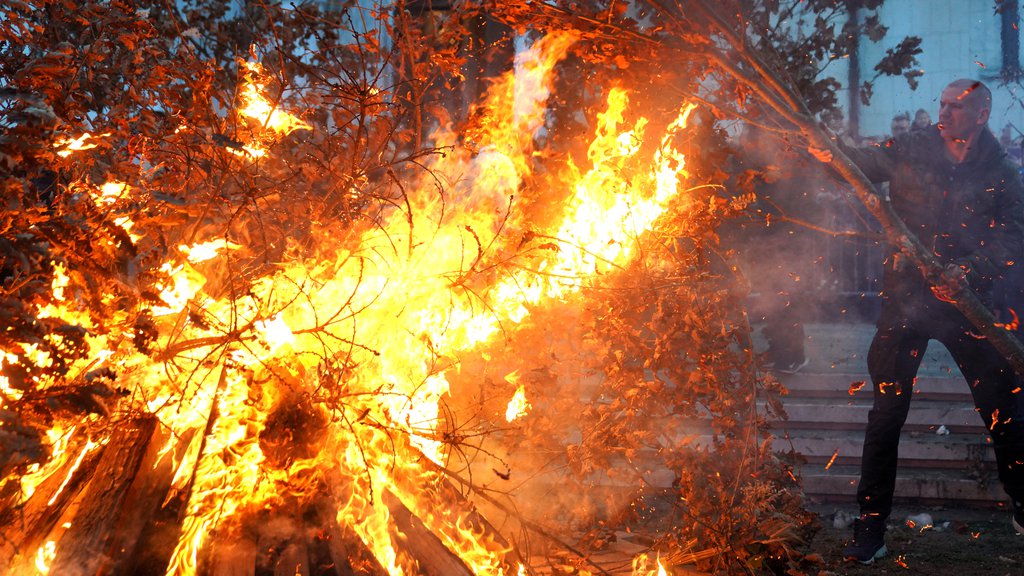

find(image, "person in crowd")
[823,108,858,147]
[890,112,911,138]
[811,79,1024,564]
[912,108,932,132]
[1000,124,1023,166]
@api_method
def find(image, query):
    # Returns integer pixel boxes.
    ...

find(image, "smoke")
[725,124,883,366]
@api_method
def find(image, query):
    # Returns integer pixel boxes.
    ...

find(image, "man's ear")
[978,106,991,126]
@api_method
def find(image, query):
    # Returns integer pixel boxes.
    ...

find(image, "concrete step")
[766,397,989,434]
[766,356,1004,504]
[779,428,995,469]
[800,464,1004,504]
[777,372,976,402]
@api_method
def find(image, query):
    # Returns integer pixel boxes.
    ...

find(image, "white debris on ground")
[936,424,951,435]
[906,512,934,530]
[832,509,855,530]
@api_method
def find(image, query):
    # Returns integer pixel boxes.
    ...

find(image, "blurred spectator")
[890,112,911,138]
[822,108,857,147]
[1001,124,1023,166]
[912,108,932,132]
[723,123,841,373]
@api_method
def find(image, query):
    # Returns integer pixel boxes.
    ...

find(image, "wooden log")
[0,428,103,573]
[47,416,159,576]
[309,496,388,576]
[102,419,181,575]
[121,427,199,574]
[383,489,475,576]
[406,455,525,570]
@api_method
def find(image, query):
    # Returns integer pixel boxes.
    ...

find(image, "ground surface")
[804,503,1024,576]
[573,502,1024,575]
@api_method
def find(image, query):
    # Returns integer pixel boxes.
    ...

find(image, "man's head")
[913,108,931,129]
[938,79,991,143]
[891,112,911,137]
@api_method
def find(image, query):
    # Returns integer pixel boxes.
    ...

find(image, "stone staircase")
[771,323,1005,506]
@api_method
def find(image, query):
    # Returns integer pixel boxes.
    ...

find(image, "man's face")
[891,119,910,137]
[938,84,988,142]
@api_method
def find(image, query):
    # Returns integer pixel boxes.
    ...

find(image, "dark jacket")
[842,125,1024,322]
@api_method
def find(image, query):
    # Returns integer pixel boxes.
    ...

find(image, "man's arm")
[957,164,1024,285]
[809,138,898,184]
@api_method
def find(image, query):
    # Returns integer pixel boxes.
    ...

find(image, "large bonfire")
[1,2,810,575]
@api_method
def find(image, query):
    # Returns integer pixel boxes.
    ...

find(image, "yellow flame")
[151,261,210,316]
[50,262,69,302]
[238,60,311,135]
[178,238,242,264]
[632,553,669,576]
[34,540,56,574]
[505,382,530,423]
[53,132,109,157]
[97,181,130,205]
[225,144,267,158]
[0,351,20,405]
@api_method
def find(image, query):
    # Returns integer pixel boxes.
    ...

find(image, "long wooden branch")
[702,13,1024,375]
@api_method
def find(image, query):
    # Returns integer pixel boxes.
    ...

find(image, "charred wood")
[309,496,388,576]
[406,455,525,570]
[383,489,474,576]
[47,416,160,576]
[119,428,199,576]
[102,420,181,575]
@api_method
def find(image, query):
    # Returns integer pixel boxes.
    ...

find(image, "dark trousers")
[858,312,1024,518]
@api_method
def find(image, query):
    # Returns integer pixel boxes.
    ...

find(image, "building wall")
[849,1,1022,141]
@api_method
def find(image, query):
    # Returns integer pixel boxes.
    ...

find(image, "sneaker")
[776,356,810,375]
[1014,506,1024,535]
[843,516,887,564]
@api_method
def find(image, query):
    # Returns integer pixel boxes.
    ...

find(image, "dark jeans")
[858,311,1024,518]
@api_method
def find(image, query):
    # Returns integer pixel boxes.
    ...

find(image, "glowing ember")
[825,449,839,470]
[996,307,1020,330]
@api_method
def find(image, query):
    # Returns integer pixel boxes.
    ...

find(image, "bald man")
[817,79,1024,564]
